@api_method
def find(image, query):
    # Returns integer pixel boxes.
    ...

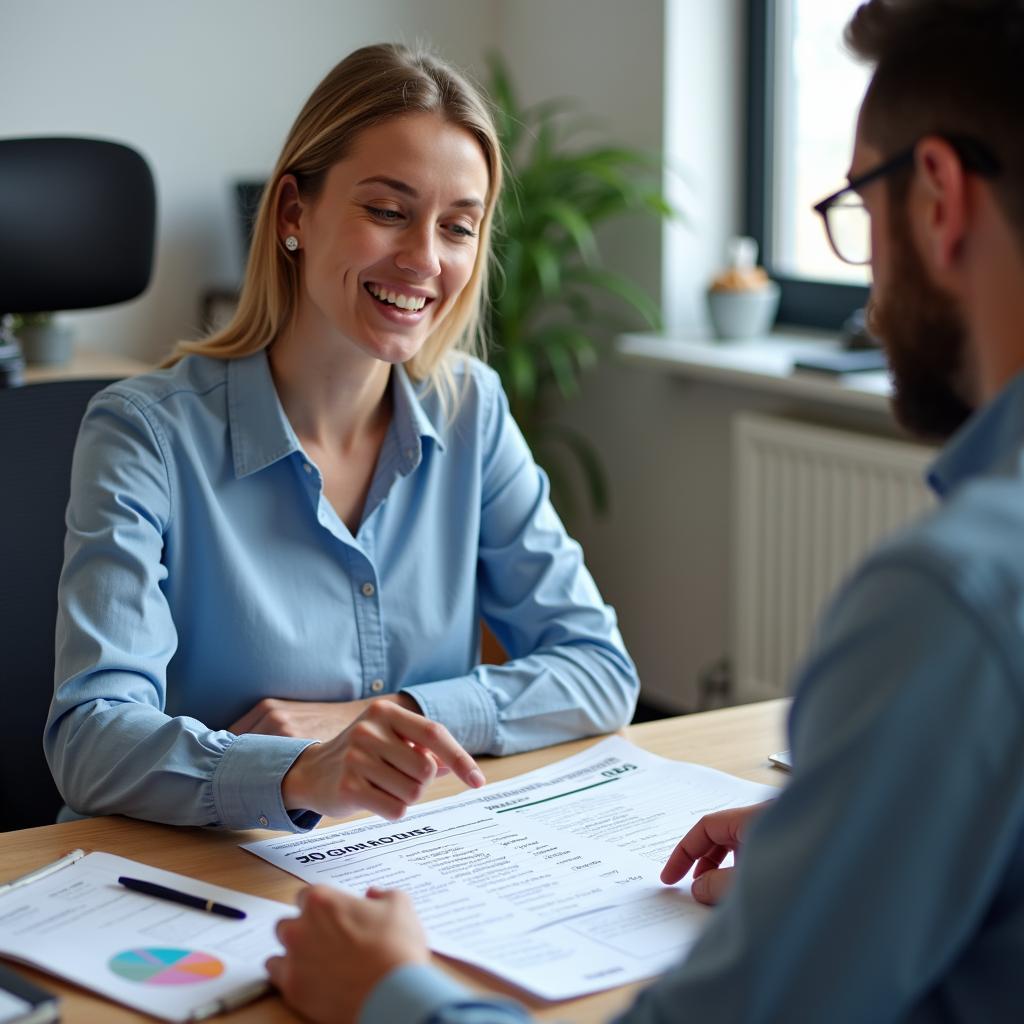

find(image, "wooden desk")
[0,700,787,1023]
[23,350,151,384]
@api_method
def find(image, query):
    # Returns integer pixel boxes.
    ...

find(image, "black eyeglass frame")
[812,134,1002,266]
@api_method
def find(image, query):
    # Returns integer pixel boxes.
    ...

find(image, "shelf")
[23,350,153,385]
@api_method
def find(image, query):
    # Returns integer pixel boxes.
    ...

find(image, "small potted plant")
[10,312,74,366]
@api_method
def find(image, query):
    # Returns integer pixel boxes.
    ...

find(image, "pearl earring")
[284,235,299,252]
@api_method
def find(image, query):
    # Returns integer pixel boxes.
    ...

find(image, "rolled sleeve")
[212,733,321,832]
[401,677,499,753]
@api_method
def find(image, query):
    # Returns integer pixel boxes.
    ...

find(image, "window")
[747,0,871,328]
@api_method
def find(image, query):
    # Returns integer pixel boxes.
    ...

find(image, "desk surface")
[0,700,788,1023]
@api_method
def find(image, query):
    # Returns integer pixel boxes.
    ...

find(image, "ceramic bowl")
[706,281,781,340]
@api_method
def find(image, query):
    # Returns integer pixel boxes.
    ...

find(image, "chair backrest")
[0,378,117,830]
[0,137,156,316]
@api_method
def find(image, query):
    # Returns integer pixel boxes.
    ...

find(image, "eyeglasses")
[812,135,1001,266]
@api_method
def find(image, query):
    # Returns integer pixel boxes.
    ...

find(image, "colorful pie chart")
[108,948,225,985]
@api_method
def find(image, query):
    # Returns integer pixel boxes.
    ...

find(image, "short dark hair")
[846,0,1024,240]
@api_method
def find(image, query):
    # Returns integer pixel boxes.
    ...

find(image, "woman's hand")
[229,693,420,742]
[267,885,428,1024]
[660,801,772,905]
[281,699,485,820]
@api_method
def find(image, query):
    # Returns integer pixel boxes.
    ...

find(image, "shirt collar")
[228,350,302,479]
[227,350,446,480]
[927,368,1024,499]
[391,362,447,461]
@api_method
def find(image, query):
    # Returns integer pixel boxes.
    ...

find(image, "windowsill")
[616,328,892,414]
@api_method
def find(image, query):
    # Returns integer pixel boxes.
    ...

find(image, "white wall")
[0,0,496,360]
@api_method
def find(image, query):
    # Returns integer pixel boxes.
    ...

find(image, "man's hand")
[281,699,485,820]
[229,693,420,742]
[660,801,772,905]
[267,886,428,1024]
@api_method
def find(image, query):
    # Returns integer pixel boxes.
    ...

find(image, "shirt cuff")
[401,675,498,754]
[212,732,321,831]
[358,963,476,1024]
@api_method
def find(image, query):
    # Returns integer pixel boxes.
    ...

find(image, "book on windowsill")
[791,347,888,376]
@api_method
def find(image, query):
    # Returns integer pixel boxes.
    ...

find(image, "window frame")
[745,0,870,330]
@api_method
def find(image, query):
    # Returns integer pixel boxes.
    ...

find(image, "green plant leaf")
[505,343,537,406]
[526,240,562,297]
[564,266,662,329]
[543,339,578,400]
[530,324,599,372]
[539,199,599,263]
[485,52,524,155]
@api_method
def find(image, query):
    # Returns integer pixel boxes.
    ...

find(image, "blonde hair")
[166,43,502,406]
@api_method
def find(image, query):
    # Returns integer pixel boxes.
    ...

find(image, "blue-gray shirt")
[45,351,637,831]
[364,373,1024,1022]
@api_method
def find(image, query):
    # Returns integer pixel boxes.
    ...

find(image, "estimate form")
[245,738,777,1000]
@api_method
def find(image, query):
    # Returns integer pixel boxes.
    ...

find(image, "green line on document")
[494,777,619,813]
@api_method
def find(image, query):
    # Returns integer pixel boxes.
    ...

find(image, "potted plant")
[11,312,74,366]
[485,55,674,520]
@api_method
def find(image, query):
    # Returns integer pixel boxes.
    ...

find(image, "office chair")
[0,137,156,829]
[0,378,119,830]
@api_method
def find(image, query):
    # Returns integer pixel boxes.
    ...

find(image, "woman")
[45,43,638,833]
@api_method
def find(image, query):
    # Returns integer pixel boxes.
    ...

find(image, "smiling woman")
[44,43,639,834]
[273,112,489,374]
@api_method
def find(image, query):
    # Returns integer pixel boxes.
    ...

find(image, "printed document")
[244,737,776,1000]
[0,852,290,1021]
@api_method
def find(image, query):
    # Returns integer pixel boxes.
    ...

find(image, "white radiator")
[732,413,935,701]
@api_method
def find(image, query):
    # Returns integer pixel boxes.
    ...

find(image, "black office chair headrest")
[0,137,157,314]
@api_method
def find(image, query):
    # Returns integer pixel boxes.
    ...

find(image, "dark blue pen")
[117,876,247,919]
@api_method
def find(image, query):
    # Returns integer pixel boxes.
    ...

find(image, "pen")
[0,848,86,896]
[117,876,247,920]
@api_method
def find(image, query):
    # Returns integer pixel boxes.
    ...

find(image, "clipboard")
[0,962,58,1024]
[0,850,290,1022]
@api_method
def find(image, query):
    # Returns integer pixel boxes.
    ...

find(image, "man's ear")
[912,136,969,279]
[276,174,305,245]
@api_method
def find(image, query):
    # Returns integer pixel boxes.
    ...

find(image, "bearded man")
[265,2,1024,1021]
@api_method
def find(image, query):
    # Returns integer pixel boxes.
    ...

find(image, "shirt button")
[405,448,416,461]
[370,679,385,693]
[258,815,269,827]
[303,462,313,474]
[361,582,375,597]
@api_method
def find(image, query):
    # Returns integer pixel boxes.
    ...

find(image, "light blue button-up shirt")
[45,350,638,832]
[360,373,1024,1023]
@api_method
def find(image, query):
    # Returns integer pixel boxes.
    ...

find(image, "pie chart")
[108,948,225,985]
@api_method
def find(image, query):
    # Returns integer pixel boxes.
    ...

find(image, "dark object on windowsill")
[791,347,888,376]
[841,307,880,350]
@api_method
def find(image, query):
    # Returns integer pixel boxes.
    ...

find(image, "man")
[265,1,1024,1019]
